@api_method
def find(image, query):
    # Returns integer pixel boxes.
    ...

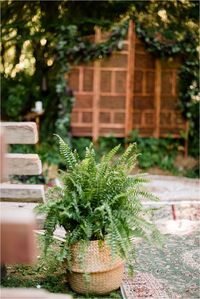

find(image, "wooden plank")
[0,184,45,203]
[73,108,125,113]
[72,123,125,129]
[1,122,38,144]
[100,92,126,96]
[125,20,135,137]
[79,66,84,92]
[1,289,47,299]
[154,59,161,137]
[6,153,42,175]
[142,71,146,94]
[1,202,45,229]
[111,71,115,93]
[70,123,92,128]
[72,66,128,71]
[92,27,101,143]
[99,124,125,128]
[0,208,37,264]
[1,288,73,298]
[172,70,177,96]
[71,131,125,138]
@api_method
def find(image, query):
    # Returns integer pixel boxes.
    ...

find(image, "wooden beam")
[154,59,161,138]
[125,20,135,137]
[1,122,38,144]
[79,66,84,92]
[0,184,45,203]
[92,27,101,143]
[6,154,42,175]
[1,288,73,298]
[111,71,116,93]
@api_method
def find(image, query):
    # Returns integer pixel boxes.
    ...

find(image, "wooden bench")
[0,122,45,264]
[0,122,45,203]
[0,122,72,298]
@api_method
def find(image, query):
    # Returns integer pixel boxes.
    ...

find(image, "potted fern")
[37,135,161,295]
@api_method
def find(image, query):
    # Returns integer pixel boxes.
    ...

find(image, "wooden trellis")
[68,20,188,148]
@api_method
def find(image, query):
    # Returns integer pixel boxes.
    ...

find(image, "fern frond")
[54,134,77,170]
[103,144,121,163]
[119,143,137,164]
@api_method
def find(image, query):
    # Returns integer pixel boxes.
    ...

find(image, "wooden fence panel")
[68,21,187,141]
[132,36,157,137]
[159,58,187,137]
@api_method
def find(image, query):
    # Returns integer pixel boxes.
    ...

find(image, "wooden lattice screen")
[69,21,188,142]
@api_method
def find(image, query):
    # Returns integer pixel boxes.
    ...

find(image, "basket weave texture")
[68,240,124,295]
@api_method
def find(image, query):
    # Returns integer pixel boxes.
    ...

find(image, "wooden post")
[92,27,101,143]
[125,20,135,138]
[154,59,161,138]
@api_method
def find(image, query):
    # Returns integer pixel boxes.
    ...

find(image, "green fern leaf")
[54,134,77,170]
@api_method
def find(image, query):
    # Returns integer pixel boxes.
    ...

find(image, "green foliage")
[1,73,40,121]
[185,164,199,179]
[1,1,199,150]
[71,137,92,159]
[36,135,162,274]
[127,131,180,174]
[98,136,124,156]
[4,85,27,119]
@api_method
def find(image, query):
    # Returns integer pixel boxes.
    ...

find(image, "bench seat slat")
[0,184,45,203]
[1,288,72,298]
[6,154,42,175]
[2,122,38,144]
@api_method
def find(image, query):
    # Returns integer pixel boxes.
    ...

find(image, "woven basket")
[68,240,124,295]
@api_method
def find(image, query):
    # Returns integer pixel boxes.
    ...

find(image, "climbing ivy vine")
[54,19,129,141]
[135,21,199,156]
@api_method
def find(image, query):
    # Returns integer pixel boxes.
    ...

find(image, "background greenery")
[1,0,199,177]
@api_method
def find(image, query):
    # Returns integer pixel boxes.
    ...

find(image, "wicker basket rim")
[70,259,124,274]
[71,239,107,246]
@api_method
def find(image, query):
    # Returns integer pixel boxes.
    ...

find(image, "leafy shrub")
[98,136,124,155]
[127,131,180,173]
[1,73,40,121]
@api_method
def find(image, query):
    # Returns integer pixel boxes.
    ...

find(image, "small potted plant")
[37,135,161,295]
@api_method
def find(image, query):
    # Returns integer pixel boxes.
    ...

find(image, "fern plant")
[36,135,162,273]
